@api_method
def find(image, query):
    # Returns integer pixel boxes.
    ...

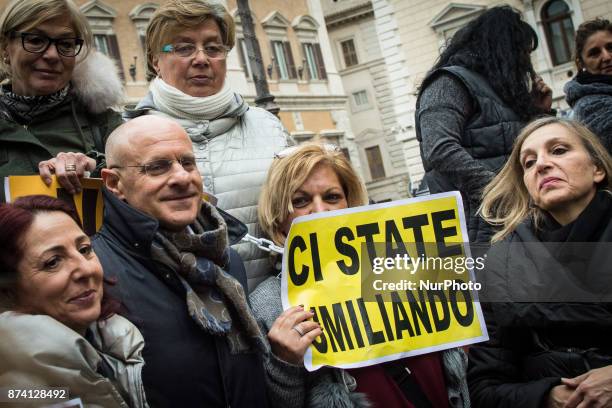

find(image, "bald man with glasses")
[93,115,269,407]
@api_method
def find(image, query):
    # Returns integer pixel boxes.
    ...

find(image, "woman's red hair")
[0,195,118,319]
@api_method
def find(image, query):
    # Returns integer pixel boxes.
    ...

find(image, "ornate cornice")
[324,2,374,28]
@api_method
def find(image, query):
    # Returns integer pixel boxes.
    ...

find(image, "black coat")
[468,192,612,408]
[93,189,269,408]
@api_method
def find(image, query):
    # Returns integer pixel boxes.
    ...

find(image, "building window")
[237,39,253,80]
[94,34,125,81]
[351,89,371,112]
[353,90,369,107]
[542,0,575,65]
[340,39,358,68]
[82,1,126,81]
[341,147,351,162]
[302,43,327,80]
[365,146,385,180]
[129,3,158,53]
[271,40,297,80]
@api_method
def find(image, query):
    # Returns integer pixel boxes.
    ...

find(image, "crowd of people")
[0,0,610,407]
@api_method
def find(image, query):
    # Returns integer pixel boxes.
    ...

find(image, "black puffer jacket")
[468,191,612,408]
[92,189,269,408]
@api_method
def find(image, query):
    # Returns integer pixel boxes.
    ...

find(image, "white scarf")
[150,77,234,121]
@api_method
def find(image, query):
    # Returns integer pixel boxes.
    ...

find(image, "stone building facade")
[322,0,412,201]
[329,0,612,187]
[1,0,610,194]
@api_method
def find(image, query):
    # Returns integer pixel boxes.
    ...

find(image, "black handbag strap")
[90,119,105,153]
[384,361,434,408]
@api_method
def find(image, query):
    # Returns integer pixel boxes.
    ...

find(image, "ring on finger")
[65,163,77,172]
[292,325,305,337]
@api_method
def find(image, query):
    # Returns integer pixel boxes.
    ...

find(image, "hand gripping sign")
[1,176,104,235]
[281,191,489,371]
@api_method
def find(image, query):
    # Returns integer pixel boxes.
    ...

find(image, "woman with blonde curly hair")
[251,142,471,408]
[468,117,612,408]
[257,143,367,246]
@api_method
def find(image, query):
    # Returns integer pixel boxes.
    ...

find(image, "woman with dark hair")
[564,18,612,152]
[0,195,148,408]
[415,5,553,243]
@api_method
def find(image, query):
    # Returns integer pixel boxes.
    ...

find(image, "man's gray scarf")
[150,201,266,354]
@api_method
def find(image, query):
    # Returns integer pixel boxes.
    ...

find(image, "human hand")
[546,385,575,408]
[562,365,612,408]
[532,75,553,112]
[267,305,323,365]
[38,152,96,194]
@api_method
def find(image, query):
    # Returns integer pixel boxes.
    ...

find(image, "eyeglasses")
[112,157,200,177]
[275,144,342,159]
[161,42,229,59]
[10,31,83,57]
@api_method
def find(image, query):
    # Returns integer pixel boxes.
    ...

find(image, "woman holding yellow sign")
[250,143,470,408]
[469,117,612,408]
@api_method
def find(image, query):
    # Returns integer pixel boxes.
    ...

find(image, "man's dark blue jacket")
[93,188,268,407]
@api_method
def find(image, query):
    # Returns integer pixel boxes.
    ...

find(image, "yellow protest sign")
[1,176,104,236]
[282,191,488,371]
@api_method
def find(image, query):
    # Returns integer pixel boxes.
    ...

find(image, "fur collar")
[71,50,124,114]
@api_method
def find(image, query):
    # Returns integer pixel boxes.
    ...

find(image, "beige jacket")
[0,312,147,408]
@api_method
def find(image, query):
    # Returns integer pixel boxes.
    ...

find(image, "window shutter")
[271,41,280,79]
[301,43,309,79]
[341,39,358,67]
[284,41,297,79]
[341,148,351,162]
[314,43,327,80]
[107,34,125,81]
[366,146,386,179]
